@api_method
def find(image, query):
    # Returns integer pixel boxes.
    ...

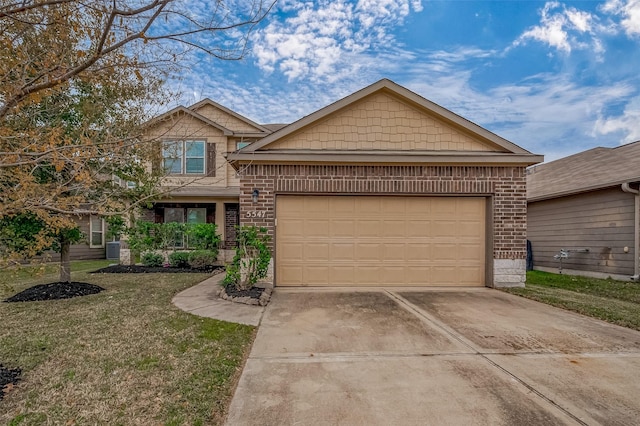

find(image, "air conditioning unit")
[106,241,120,260]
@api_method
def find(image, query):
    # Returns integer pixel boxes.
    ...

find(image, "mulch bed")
[224,284,265,299]
[3,282,105,303]
[0,365,21,401]
[92,265,224,274]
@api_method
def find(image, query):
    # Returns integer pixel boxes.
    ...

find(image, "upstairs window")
[162,140,205,175]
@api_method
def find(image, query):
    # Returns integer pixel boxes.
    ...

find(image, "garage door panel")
[279,242,304,260]
[357,220,382,237]
[431,244,458,261]
[276,196,485,287]
[382,220,406,236]
[432,199,457,214]
[304,266,329,285]
[357,197,382,213]
[279,265,303,285]
[331,197,356,213]
[459,267,484,284]
[407,220,432,237]
[431,221,458,237]
[380,266,406,284]
[305,219,330,237]
[279,219,305,237]
[355,266,382,284]
[355,243,382,261]
[459,244,483,259]
[406,266,430,284]
[458,220,483,237]
[305,196,330,213]
[406,197,431,213]
[431,266,459,285]
[330,266,355,284]
[406,243,430,260]
[306,242,330,260]
[383,243,406,260]
[330,242,355,261]
[331,220,356,237]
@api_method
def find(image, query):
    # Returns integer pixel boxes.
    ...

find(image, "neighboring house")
[227,79,542,288]
[44,213,111,262]
[527,142,640,281]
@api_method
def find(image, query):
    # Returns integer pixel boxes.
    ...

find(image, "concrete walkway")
[225,287,640,425]
[171,273,265,326]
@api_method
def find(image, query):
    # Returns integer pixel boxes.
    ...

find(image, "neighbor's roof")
[527,141,640,202]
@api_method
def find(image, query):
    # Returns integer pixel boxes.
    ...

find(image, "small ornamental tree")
[0,213,82,282]
[223,226,271,291]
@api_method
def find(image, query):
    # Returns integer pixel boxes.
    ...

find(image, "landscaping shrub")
[223,226,271,290]
[141,252,163,267]
[186,223,220,251]
[168,251,190,268]
[188,250,218,268]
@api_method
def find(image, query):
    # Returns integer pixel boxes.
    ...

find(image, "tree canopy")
[0,1,273,272]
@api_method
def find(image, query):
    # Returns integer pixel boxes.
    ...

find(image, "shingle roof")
[527,141,640,201]
[261,123,288,132]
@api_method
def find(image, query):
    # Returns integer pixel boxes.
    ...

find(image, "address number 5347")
[245,210,267,218]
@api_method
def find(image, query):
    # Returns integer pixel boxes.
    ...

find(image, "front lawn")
[504,270,640,331]
[0,260,254,425]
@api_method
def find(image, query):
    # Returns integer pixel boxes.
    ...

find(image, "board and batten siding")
[527,187,636,276]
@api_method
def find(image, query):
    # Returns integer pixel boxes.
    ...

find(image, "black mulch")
[224,284,265,299]
[3,282,105,303]
[92,265,224,274]
[0,365,21,401]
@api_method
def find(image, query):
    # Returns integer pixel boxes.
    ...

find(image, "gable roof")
[144,100,273,138]
[527,141,640,202]
[189,98,271,134]
[143,105,234,135]
[228,79,542,166]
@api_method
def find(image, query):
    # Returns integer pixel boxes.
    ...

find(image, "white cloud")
[400,57,636,160]
[601,0,640,36]
[513,2,603,55]
[593,97,640,143]
[251,0,423,82]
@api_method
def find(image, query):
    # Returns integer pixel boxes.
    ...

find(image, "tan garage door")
[276,195,486,287]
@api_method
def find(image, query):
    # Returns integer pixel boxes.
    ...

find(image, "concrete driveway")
[225,288,640,425]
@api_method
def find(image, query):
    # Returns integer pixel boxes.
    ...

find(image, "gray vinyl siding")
[42,215,106,261]
[527,187,636,276]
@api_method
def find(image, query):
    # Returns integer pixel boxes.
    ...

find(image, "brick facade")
[223,203,240,248]
[239,164,527,264]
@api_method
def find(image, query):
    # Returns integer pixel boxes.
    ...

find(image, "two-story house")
[134,99,282,250]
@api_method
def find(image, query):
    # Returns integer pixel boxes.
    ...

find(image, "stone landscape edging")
[219,282,272,307]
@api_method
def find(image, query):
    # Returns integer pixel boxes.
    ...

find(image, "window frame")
[89,215,105,248]
[162,139,206,175]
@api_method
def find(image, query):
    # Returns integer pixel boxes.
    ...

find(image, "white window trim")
[162,140,206,175]
[89,215,105,248]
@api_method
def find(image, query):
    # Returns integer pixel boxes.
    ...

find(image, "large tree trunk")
[60,238,71,283]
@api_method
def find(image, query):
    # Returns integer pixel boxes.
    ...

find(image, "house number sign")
[245,210,268,218]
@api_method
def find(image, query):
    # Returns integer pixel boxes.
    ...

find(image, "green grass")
[0,260,254,425]
[504,270,640,331]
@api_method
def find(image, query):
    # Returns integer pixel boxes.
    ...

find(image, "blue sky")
[170,0,640,162]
